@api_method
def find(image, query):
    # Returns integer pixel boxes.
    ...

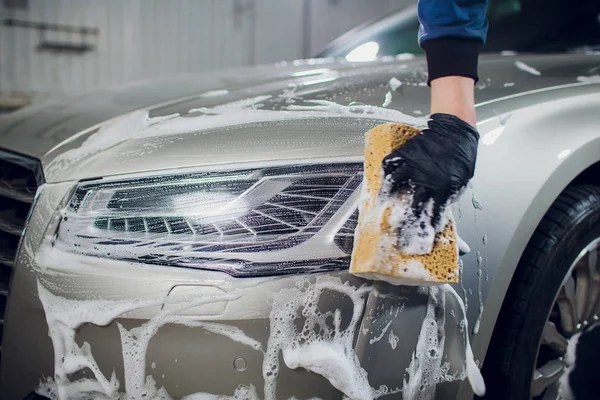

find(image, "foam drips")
[388,329,400,350]
[35,279,260,400]
[515,61,542,76]
[181,384,259,400]
[369,320,394,345]
[402,286,447,400]
[264,276,374,400]
[442,285,486,397]
[403,286,486,399]
[382,92,392,108]
[389,78,402,91]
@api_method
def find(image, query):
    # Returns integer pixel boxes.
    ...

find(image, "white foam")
[283,341,372,400]
[182,385,259,400]
[576,75,600,83]
[199,90,229,98]
[401,285,486,398]
[473,252,484,335]
[388,329,400,350]
[46,110,180,180]
[471,195,483,210]
[46,94,423,181]
[389,77,402,91]
[442,285,486,397]
[189,95,272,114]
[36,278,260,400]
[515,61,541,76]
[353,173,463,284]
[265,276,374,400]
[382,92,392,108]
[286,99,425,127]
[457,235,471,254]
[369,320,394,345]
[559,330,581,400]
[402,286,446,400]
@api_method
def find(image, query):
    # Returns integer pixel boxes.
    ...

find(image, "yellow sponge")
[350,123,459,285]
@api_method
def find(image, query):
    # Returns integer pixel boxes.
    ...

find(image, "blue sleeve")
[418,0,489,45]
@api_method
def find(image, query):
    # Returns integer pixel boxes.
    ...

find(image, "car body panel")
[2,54,600,399]
[0,55,596,183]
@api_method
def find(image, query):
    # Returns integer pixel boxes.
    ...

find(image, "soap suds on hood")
[382,91,392,108]
[388,329,400,350]
[576,75,600,83]
[515,61,541,76]
[286,99,425,127]
[45,110,179,181]
[189,95,272,114]
[389,77,402,91]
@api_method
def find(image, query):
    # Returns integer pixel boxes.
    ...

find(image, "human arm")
[379,0,488,253]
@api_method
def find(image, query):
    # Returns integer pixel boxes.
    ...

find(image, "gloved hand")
[380,113,479,254]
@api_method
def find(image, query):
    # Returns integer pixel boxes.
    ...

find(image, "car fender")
[455,85,600,396]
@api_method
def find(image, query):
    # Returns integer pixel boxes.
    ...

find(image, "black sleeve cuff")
[422,37,482,85]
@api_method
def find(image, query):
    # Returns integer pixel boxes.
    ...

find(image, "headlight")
[55,163,362,277]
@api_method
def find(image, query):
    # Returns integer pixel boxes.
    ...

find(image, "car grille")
[0,150,43,361]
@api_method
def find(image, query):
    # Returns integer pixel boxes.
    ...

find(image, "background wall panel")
[0,0,413,100]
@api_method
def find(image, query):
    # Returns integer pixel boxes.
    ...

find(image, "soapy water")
[389,78,402,91]
[35,266,485,399]
[370,177,450,257]
[403,285,485,399]
[286,99,425,128]
[267,276,375,400]
[473,252,484,335]
[576,75,600,83]
[515,61,542,76]
[402,287,447,400]
[388,330,400,350]
[36,281,246,400]
[382,92,392,108]
[44,96,424,182]
[369,320,394,345]
[182,385,259,400]
[471,195,483,211]
[441,286,486,397]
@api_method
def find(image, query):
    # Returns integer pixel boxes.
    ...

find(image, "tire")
[482,184,600,399]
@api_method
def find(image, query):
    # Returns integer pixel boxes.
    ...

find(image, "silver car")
[1,51,600,400]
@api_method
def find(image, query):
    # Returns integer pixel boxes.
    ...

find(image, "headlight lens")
[55,163,361,276]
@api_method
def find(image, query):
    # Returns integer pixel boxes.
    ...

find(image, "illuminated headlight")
[55,164,362,277]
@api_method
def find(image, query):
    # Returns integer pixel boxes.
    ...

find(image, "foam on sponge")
[350,123,459,285]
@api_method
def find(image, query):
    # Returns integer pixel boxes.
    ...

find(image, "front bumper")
[2,182,473,400]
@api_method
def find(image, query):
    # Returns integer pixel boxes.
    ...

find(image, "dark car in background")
[317,0,600,61]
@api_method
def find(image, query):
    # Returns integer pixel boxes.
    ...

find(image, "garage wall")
[0,0,413,99]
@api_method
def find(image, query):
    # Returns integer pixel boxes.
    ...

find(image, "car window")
[318,0,600,58]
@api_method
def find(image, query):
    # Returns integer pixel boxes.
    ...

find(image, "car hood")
[1,54,598,183]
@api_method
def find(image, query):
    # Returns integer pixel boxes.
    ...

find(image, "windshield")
[317,0,600,59]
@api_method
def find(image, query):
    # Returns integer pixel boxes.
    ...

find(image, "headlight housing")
[55,163,361,277]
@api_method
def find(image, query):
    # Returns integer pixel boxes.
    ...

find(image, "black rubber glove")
[380,113,479,252]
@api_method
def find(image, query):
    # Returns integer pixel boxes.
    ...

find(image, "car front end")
[2,54,600,399]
